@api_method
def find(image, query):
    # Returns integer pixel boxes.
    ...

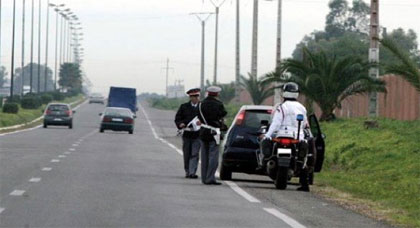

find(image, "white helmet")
[282,82,299,99]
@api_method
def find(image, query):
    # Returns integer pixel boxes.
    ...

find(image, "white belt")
[201,124,221,145]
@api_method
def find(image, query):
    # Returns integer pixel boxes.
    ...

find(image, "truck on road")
[107,86,137,113]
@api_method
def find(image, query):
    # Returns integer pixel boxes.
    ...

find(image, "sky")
[1,0,420,95]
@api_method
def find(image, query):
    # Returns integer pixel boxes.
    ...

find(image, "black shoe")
[185,174,190,178]
[297,186,310,192]
[208,181,222,185]
[189,174,198,179]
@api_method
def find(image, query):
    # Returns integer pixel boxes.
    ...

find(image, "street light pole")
[43,0,50,92]
[210,0,227,85]
[37,0,41,93]
[21,0,26,95]
[0,0,2,69]
[368,0,379,117]
[235,0,241,102]
[191,12,214,94]
[274,0,282,105]
[53,6,63,90]
[251,0,258,79]
[10,0,17,99]
[29,0,34,93]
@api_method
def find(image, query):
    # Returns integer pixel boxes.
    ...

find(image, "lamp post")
[0,0,2,69]
[209,0,227,84]
[52,4,64,90]
[190,12,214,94]
[29,0,34,92]
[37,0,41,93]
[10,0,17,99]
[21,0,26,95]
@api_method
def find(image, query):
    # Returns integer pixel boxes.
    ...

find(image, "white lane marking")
[0,208,4,214]
[42,167,52,171]
[10,190,25,196]
[64,152,71,155]
[72,144,79,147]
[69,148,75,151]
[58,155,66,158]
[224,181,261,203]
[51,159,60,163]
[141,106,263,204]
[264,208,306,228]
[29,178,41,183]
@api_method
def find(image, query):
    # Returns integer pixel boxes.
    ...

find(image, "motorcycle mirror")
[296,114,304,121]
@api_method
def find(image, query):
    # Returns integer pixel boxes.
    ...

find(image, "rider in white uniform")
[263,82,311,192]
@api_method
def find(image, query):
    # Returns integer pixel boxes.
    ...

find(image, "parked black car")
[220,105,273,180]
[99,107,135,134]
[43,103,75,129]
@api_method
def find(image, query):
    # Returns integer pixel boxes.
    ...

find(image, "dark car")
[100,107,135,134]
[43,103,75,129]
[220,105,273,179]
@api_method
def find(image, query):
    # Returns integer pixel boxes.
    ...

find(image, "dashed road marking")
[224,181,261,203]
[72,144,79,147]
[51,159,60,163]
[0,208,4,214]
[29,178,41,183]
[42,167,52,171]
[58,155,66,158]
[69,148,75,151]
[10,190,25,196]
[264,208,306,228]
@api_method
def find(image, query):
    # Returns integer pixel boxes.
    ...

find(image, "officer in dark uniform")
[197,86,227,185]
[175,88,201,179]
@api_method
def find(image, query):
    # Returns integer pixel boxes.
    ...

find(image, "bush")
[41,94,53,104]
[21,96,42,109]
[2,103,19,114]
[7,95,21,104]
[0,97,3,108]
[51,91,65,101]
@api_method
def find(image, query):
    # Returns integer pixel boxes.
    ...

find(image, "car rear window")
[48,105,69,111]
[243,110,271,128]
[105,108,132,117]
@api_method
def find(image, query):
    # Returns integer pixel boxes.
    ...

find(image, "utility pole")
[30,0,34,93]
[10,0,17,99]
[44,0,49,92]
[0,0,2,69]
[235,0,241,102]
[368,0,379,117]
[21,0,26,95]
[162,58,173,97]
[37,0,41,93]
[53,6,62,90]
[274,0,282,105]
[191,12,214,95]
[210,0,227,84]
[251,0,258,79]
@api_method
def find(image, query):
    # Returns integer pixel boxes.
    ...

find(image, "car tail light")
[45,110,52,115]
[65,110,72,116]
[272,138,299,146]
[103,117,112,122]
[124,118,133,124]
[235,110,246,125]
[267,109,273,114]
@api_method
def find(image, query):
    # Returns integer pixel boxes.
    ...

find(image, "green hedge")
[41,94,53,104]
[21,96,42,109]
[3,103,19,114]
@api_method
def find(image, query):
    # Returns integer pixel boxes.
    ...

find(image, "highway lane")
[0,102,296,227]
[143,102,393,228]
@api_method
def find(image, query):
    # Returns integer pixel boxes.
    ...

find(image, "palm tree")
[240,74,274,105]
[380,37,420,92]
[266,48,386,121]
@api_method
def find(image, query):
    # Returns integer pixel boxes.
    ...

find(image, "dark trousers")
[182,136,200,176]
[200,140,219,184]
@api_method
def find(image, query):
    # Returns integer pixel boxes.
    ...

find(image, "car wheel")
[100,128,104,133]
[308,172,314,185]
[274,167,288,190]
[128,130,133,134]
[69,123,73,129]
[220,163,232,180]
[43,123,47,128]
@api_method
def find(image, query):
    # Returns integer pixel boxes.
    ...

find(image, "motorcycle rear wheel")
[274,167,288,190]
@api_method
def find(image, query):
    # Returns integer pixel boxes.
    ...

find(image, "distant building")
[167,81,185,98]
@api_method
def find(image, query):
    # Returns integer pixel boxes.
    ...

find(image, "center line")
[72,144,79,147]
[42,167,52,171]
[0,208,4,214]
[10,190,25,196]
[29,178,41,183]
[51,159,60,163]
[69,148,75,151]
[58,155,66,158]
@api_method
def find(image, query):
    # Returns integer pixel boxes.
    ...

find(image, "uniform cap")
[186,88,201,96]
[206,86,222,96]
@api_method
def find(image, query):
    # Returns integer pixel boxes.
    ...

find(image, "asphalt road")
[0,102,392,227]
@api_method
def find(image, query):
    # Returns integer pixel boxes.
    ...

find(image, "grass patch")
[0,94,84,128]
[317,118,420,227]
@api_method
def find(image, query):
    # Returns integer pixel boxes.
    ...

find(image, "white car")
[89,93,105,104]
